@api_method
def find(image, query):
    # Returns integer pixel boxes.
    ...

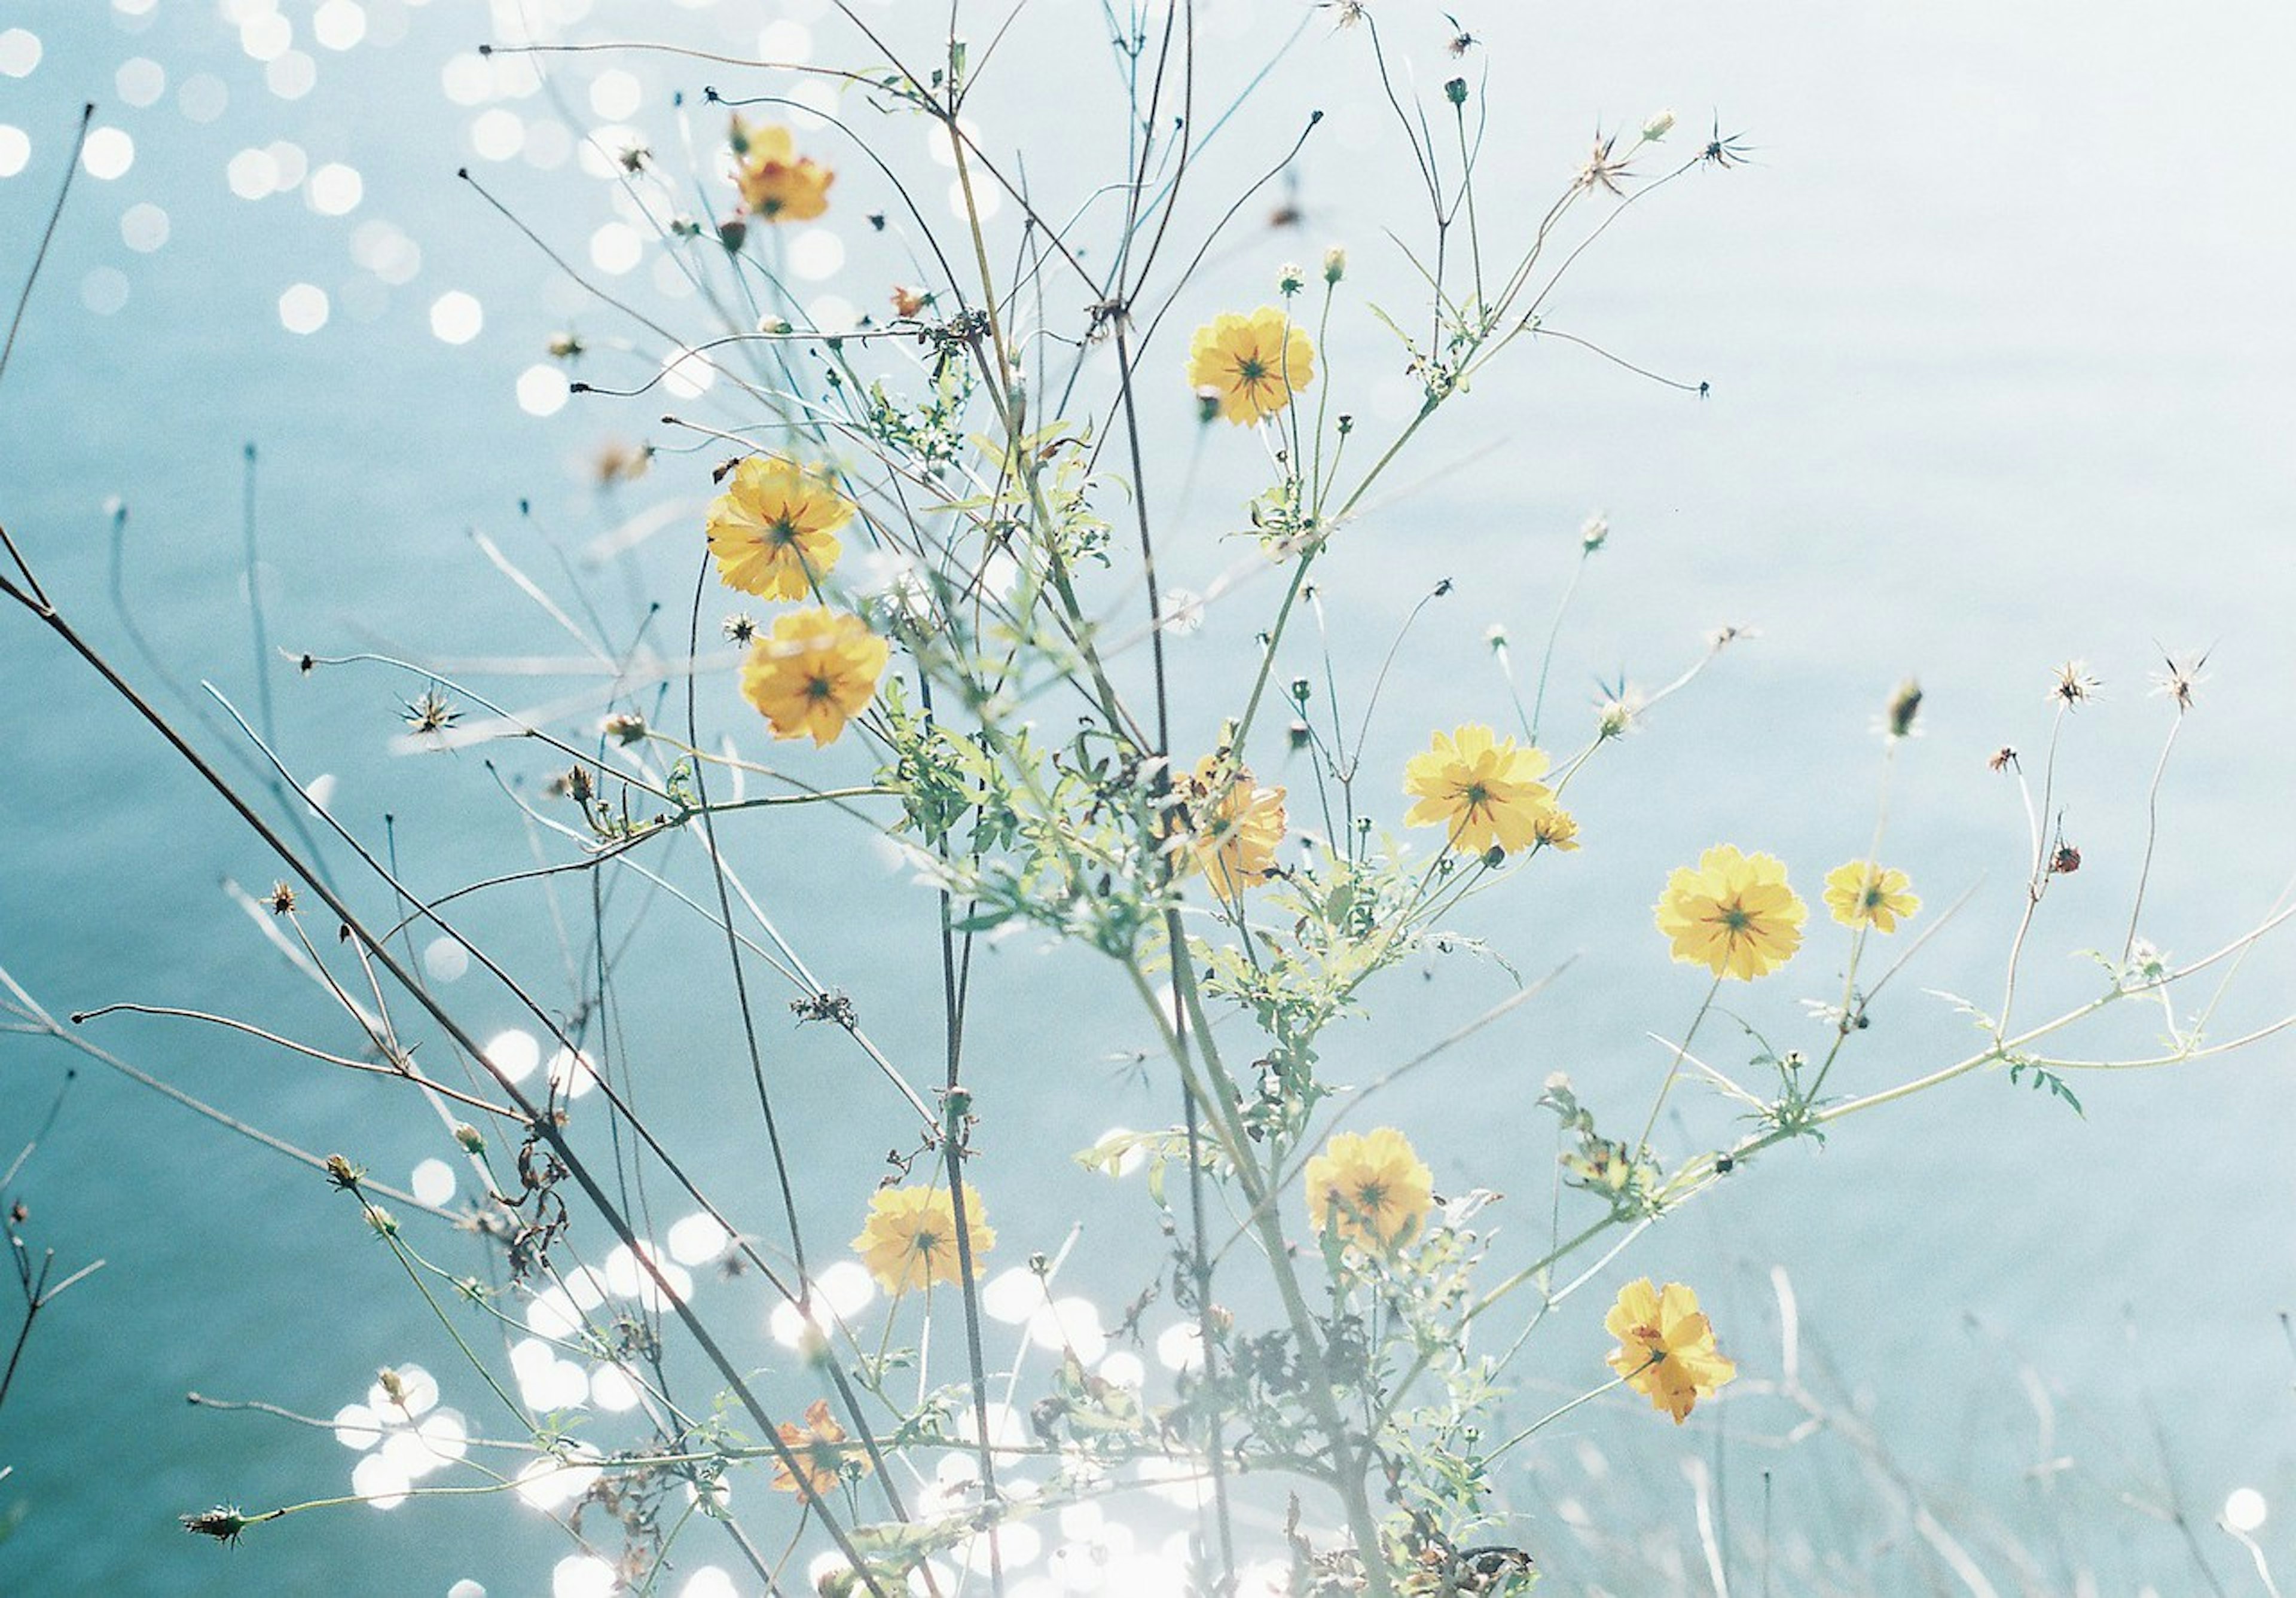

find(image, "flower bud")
[1322,245,1347,284]
[453,1123,486,1155]
[1641,108,1677,142]
[1443,77,1468,106]
[1580,514,1609,552]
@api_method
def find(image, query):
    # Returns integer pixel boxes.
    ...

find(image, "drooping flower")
[1171,757,1287,897]
[1186,307,1315,424]
[706,456,853,601]
[1532,807,1581,853]
[1402,725,1555,856]
[1654,845,1806,980]
[740,608,889,747]
[1822,860,1920,933]
[771,1398,870,1496]
[1605,1278,1736,1424]
[850,1183,994,1295]
[1304,1128,1433,1256]
[731,117,834,222]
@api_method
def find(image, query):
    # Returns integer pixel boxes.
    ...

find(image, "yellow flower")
[1605,1278,1736,1425]
[732,117,834,222]
[850,1183,994,1295]
[740,607,889,747]
[1402,725,1555,856]
[771,1398,869,1496]
[1822,860,1920,933]
[1171,757,1287,897]
[705,455,853,601]
[1654,845,1806,980]
[1532,807,1581,852]
[1304,1128,1433,1256]
[1186,307,1315,424]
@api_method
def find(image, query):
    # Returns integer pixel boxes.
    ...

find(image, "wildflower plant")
[0,6,2289,1596]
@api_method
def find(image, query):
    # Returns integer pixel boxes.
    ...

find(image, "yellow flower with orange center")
[1304,1128,1433,1256]
[850,1183,994,1295]
[1186,307,1315,424]
[732,117,834,222]
[770,1398,869,1496]
[1171,756,1287,897]
[1402,725,1556,855]
[1822,859,1920,933]
[1654,844,1806,980]
[1604,1278,1736,1424]
[706,455,852,601]
[740,607,889,747]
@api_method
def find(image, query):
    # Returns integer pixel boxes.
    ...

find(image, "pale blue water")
[1,1,2291,1593]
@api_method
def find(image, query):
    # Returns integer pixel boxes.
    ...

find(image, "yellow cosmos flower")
[1402,725,1556,856]
[1186,307,1315,424]
[706,455,853,601]
[1532,807,1581,853]
[1605,1278,1737,1425]
[1654,844,1806,980]
[1822,860,1920,933]
[1304,1128,1433,1256]
[1171,757,1287,897]
[850,1183,994,1295]
[732,117,834,222]
[771,1398,870,1496]
[740,608,889,747]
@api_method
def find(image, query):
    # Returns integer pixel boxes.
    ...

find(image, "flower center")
[1236,356,1268,384]
[1462,781,1490,809]
[807,674,835,701]
[1717,902,1751,932]
[767,516,799,547]
[911,1229,941,1257]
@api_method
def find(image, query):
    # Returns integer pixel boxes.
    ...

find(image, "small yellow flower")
[1822,860,1920,933]
[731,117,834,222]
[850,1183,994,1295]
[771,1398,869,1496]
[1532,807,1581,853]
[1402,725,1555,856]
[706,456,853,601]
[1304,1128,1433,1256]
[1654,845,1806,980]
[1171,757,1287,897]
[1605,1278,1736,1424]
[740,607,889,747]
[1186,307,1315,424]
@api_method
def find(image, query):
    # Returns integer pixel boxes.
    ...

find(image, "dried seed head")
[1987,746,2019,772]
[377,1367,407,1407]
[564,765,596,805]
[180,1507,250,1545]
[1277,261,1306,296]
[722,613,758,645]
[267,881,298,916]
[324,1154,364,1193]
[889,284,927,318]
[2050,660,2099,708]
[603,712,647,746]
[2050,844,2083,875]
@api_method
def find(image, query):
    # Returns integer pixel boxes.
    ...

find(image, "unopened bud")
[1641,108,1677,142]
[453,1123,486,1155]
[1322,245,1347,284]
[1886,678,1922,740]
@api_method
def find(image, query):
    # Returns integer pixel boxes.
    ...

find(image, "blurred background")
[1,0,2291,1592]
